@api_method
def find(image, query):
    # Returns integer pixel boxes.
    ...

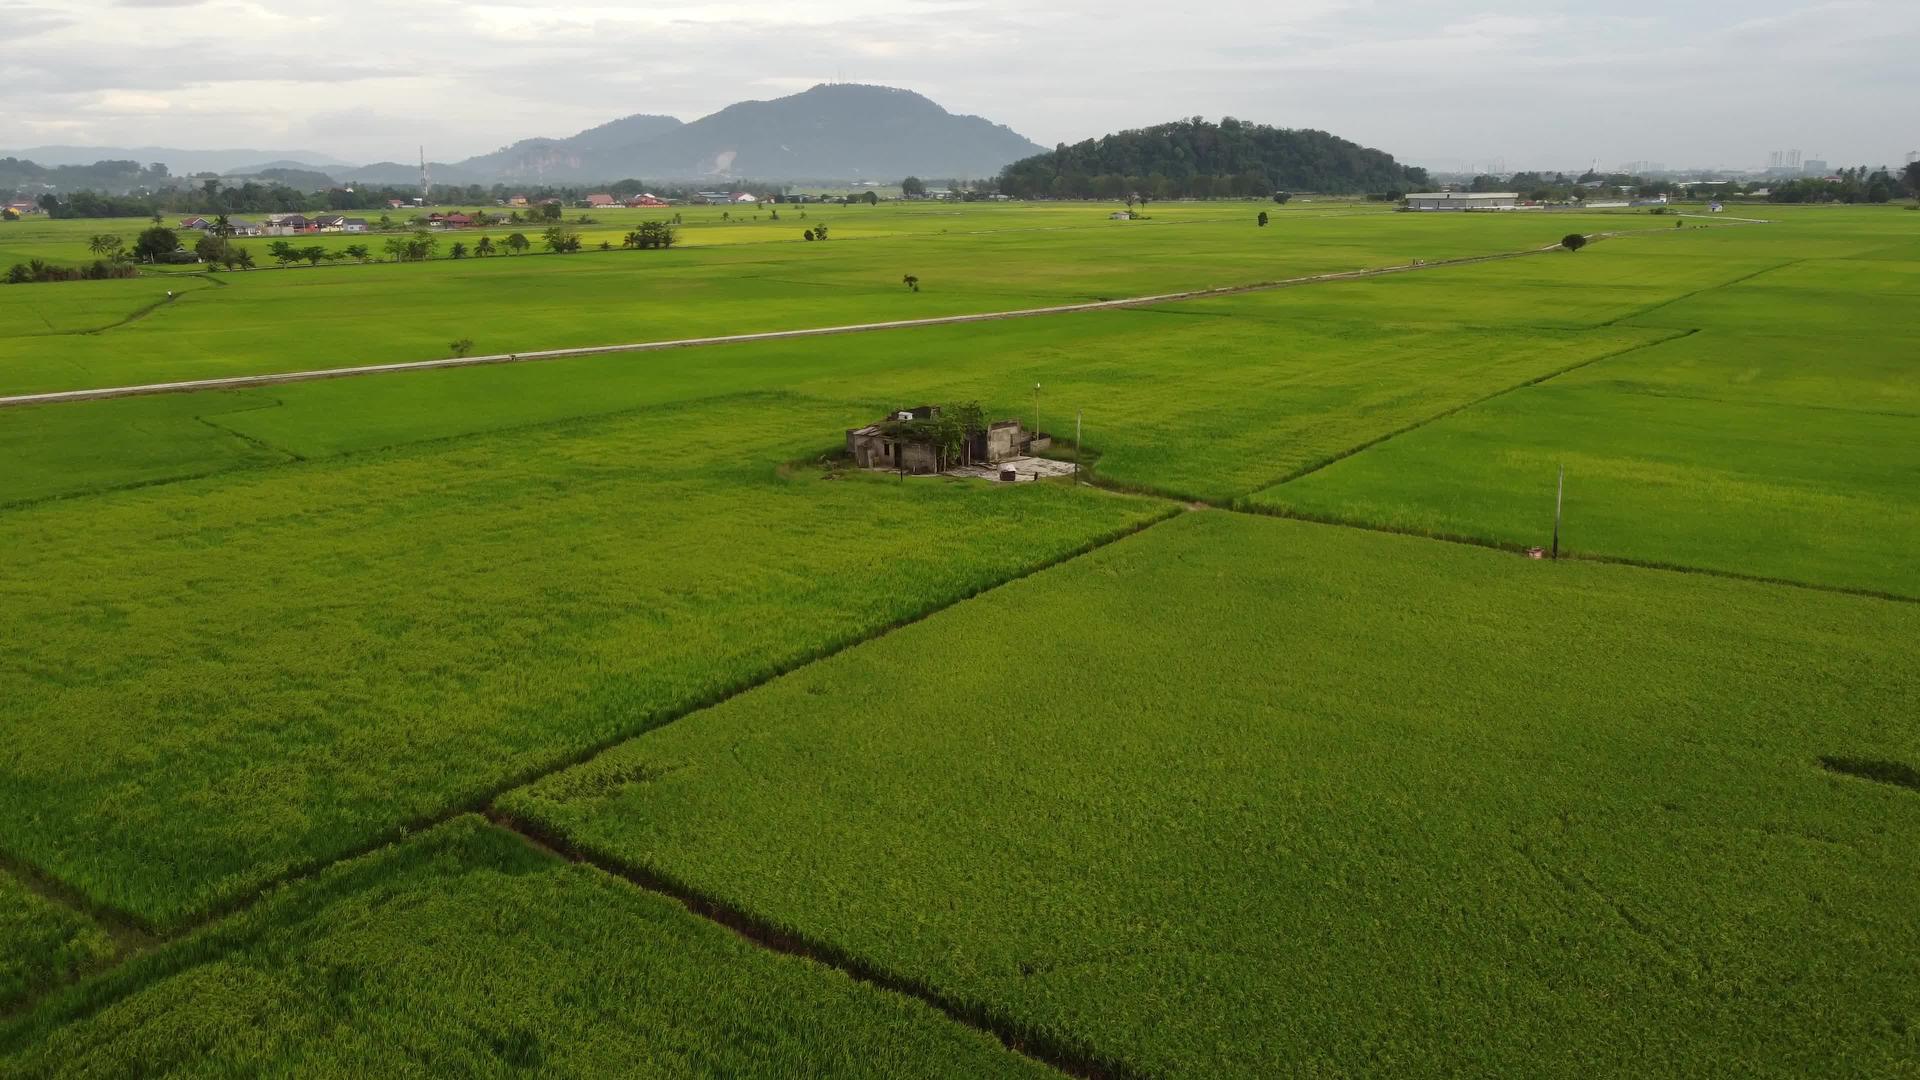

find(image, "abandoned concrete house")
[846,405,1051,475]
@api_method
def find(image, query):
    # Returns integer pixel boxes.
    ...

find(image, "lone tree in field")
[901,176,926,197]
[1561,233,1588,252]
[902,274,919,291]
[1272,192,1291,204]
[88,234,123,259]
[1257,211,1269,227]
[863,190,879,205]
[449,338,474,358]
[630,221,676,250]
[132,226,180,262]
[504,233,529,255]
[803,229,815,241]
[474,236,495,257]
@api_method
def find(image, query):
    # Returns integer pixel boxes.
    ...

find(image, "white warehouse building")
[1404,192,1519,211]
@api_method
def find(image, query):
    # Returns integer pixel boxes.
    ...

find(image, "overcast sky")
[2,0,1911,172]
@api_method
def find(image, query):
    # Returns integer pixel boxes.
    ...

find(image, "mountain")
[5,145,353,174]
[440,85,1045,183]
[457,114,684,181]
[998,118,1428,197]
[603,85,1046,181]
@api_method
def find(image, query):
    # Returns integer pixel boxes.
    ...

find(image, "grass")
[0,392,1167,927]
[503,510,1920,1079]
[0,817,1052,1078]
[0,202,1637,395]
[1250,210,1920,597]
[3,202,1918,1072]
[0,871,114,1010]
[1,287,1665,508]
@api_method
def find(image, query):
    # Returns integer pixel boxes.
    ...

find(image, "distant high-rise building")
[1802,159,1829,176]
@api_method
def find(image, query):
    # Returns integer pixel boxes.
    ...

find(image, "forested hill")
[998,118,1427,198]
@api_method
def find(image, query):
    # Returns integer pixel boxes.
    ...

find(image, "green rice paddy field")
[2,201,1915,1076]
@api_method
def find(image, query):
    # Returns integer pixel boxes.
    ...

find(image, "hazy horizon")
[4,0,1913,174]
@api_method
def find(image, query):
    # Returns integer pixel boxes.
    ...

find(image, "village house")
[845,405,1050,475]
[626,193,669,207]
[5,200,39,216]
[181,216,265,236]
[506,195,529,207]
[427,212,474,229]
[263,213,312,235]
[584,193,617,207]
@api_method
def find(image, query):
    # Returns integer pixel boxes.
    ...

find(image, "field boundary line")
[1600,259,1800,327]
[1230,502,1920,605]
[1235,328,1697,495]
[487,811,1129,1080]
[0,242,1582,409]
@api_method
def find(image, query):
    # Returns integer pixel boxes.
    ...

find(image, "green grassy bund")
[0,872,112,1009]
[504,511,1920,1078]
[0,817,1051,1078]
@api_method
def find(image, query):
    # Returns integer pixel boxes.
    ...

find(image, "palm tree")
[475,236,495,257]
[212,214,234,238]
[622,231,642,248]
[87,234,121,258]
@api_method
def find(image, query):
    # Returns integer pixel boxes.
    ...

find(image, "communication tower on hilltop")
[419,146,430,204]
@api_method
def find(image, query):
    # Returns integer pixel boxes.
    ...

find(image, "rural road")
[0,237,1607,409]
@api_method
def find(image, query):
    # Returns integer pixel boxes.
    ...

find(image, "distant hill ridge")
[442,84,1046,183]
[4,86,1045,188]
[998,117,1428,197]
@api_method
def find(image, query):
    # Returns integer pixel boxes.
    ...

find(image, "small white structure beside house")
[1404,192,1519,211]
[1109,210,1133,220]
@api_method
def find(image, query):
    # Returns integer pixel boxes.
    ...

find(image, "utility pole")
[419,146,430,205]
[1075,411,1082,480]
[1033,383,1041,443]
[1552,465,1564,560]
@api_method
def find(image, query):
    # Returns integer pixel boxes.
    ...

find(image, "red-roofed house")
[428,212,474,229]
[626,193,669,207]
[585,193,616,207]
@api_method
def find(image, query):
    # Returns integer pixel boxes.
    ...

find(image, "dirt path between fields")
[0,239,1586,409]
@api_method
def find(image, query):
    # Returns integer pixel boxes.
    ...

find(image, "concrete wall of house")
[900,442,940,475]
[987,425,1019,462]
